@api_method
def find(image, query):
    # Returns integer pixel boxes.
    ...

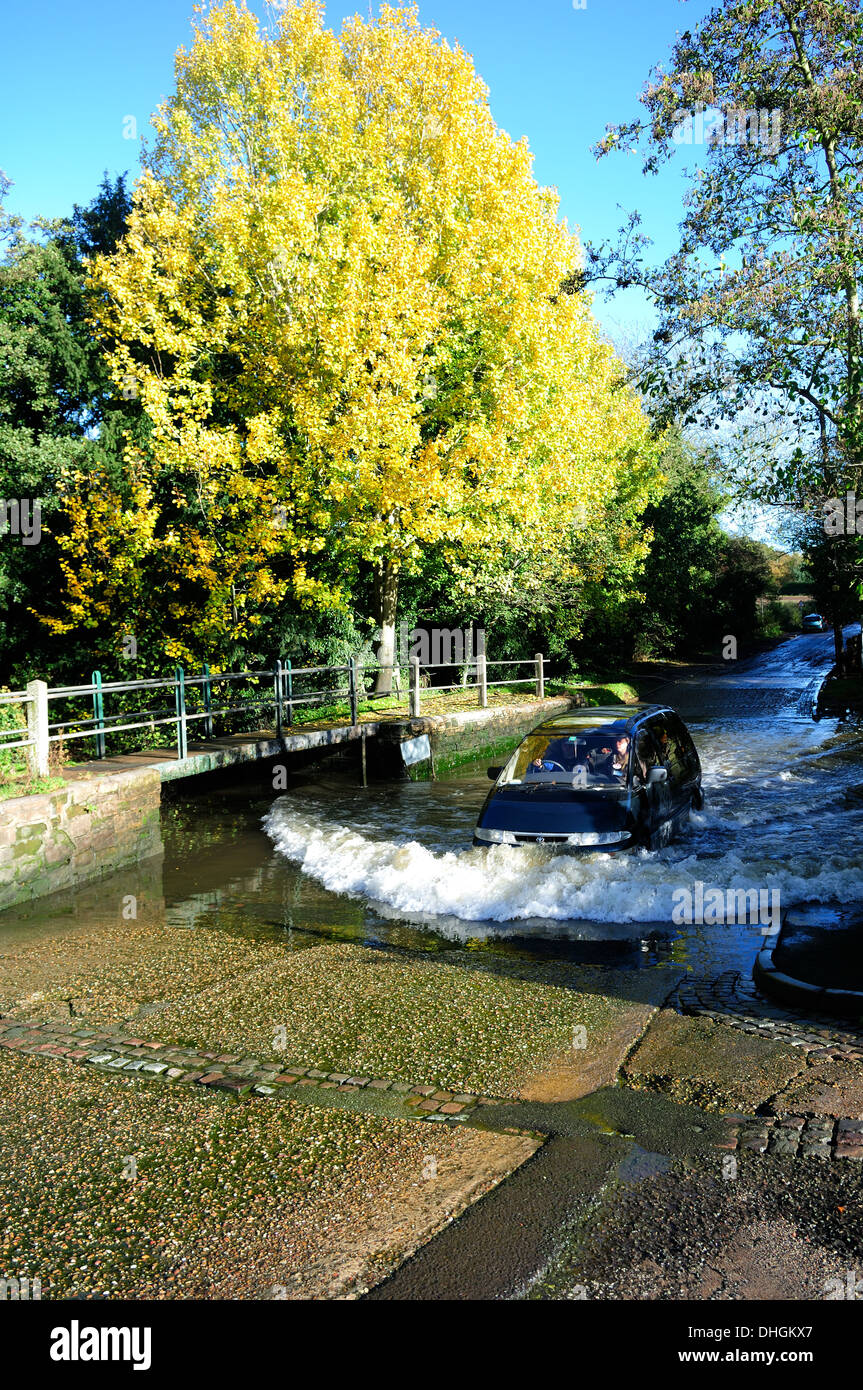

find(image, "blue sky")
[1,0,715,343]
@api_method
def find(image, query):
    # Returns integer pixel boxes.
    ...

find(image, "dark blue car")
[473,704,703,852]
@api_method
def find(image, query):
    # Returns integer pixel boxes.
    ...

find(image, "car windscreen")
[499,727,632,786]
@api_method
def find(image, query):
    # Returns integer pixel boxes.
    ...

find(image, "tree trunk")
[373,559,399,694]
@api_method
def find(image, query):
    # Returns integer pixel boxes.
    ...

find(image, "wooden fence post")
[349,657,359,726]
[175,666,188,759]
[25,681,49,777]
[274,659,284,737]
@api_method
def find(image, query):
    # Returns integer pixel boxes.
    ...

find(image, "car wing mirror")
[647,766,668,785]
[487,766,503,780]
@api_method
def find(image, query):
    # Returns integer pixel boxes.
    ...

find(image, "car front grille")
[513,832,571,843]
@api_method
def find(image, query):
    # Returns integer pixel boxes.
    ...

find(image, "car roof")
[533,703,675,735]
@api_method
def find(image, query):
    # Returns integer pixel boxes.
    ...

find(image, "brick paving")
[674,970,863,1062]
[0,1014,507,1127]
[672,973,863,1161]
[717,1111,863,1160]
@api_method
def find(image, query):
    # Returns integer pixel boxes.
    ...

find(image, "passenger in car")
[611,735,630,779]
[634,731,655,781]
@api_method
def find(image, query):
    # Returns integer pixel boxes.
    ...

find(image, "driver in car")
[528,755,551,773]
[530,739,574,774]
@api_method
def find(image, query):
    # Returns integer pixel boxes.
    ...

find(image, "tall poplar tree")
[52,1,660,676]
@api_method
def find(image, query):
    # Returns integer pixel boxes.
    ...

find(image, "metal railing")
[3,651,546,776]
[0,688,36,763]
[402,654,542,716]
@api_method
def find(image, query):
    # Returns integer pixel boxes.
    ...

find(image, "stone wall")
[0,767,163,913]
[377,696,580,779]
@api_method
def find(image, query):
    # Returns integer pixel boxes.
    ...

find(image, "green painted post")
[175,665,188,760]
[349,657,359,726]
[286,659,293,727]
[92,670,106,759]
[274,659,283,737]
[202,662,213,738]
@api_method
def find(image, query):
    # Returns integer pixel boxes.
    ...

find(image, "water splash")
[263,714,863,927]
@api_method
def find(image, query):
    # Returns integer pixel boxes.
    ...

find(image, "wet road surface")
[5,627,862,1304]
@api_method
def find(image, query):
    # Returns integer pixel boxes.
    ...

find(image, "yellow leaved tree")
[54,0,661,672]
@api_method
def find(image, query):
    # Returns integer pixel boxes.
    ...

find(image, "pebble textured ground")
[0,920,662,1101]
[0,1049,537,1300]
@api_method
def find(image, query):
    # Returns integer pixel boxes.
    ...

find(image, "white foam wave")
[263,801,863,925]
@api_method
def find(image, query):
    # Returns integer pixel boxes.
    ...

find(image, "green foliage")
[758,599,801,639]
[0,173,138,686]
[0,694,26,778]
[589,0,863,648]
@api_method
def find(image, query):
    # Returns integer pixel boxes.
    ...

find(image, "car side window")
[649,716,684,783]
[633,728,659,782]
[668,715,699,780]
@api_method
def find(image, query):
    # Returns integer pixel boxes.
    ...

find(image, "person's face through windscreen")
[613,736,630,773]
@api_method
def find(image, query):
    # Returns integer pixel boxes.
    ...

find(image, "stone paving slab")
[0,1013,523,1132]
[664,968,863,1111]
[623,1005,803,1112]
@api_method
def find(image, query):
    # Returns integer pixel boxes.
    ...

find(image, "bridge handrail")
[3,650,546,777]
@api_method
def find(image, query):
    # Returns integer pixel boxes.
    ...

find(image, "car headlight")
[474,826,518,844]
[567,830,629,846]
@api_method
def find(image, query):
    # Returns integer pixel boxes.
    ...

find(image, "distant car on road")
[473,704,703,853]
[802,612,826,632]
